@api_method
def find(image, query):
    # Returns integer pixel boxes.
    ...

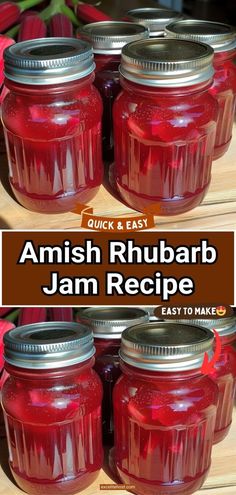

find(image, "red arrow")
[201,329,222,374]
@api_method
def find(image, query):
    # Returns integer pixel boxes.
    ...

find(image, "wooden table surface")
[0,124,235,231]
[0,408,235,495]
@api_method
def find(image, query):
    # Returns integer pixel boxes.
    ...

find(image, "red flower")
[0,34,14,101]
[77,4,112,23]
[18,14,47,41]
[18,308,47,325]
[49,13,73,38]
[48,308,73,321]
[0,2,21,32]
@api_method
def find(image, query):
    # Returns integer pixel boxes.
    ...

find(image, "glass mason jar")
[165,20,236,160]
[77,306,149,443]
[2,38,103,213]
[1,322,103,495]
[112,322,218,495]
[126,8,184,38]
[78,22,149,162]
[113,39,218,216]
[179,316,236,443]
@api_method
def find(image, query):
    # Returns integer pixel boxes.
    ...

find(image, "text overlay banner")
[2,231,234,306]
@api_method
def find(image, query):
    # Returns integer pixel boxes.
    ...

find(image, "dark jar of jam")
[1,322,103,495]
[77,307,149,443]
[183,316,236,443]
[112,322,218,495]
[2,38,103,213]
[126,8,184,37]
[165,20,236,160]
[78,22,149,162]
[113,39,218,216]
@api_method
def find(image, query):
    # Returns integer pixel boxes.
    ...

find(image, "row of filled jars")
[0,307,235,495]
[1,15,236,216]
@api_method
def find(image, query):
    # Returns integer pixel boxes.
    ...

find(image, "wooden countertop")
[0,408,236,495]
[0,124,235,231]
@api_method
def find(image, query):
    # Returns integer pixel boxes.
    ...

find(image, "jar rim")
[4,321,95,369]
[78,21,149,55]
[126,7,184,36]
[77,307,149,338]
[165,20,236,53]
[120,321,214,371]
[4,37,95,86]
[120,38,214,88]
[170,316,236,337]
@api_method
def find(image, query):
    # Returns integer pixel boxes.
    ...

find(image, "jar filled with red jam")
[77,306,149,443]
[1,322,103,495]
[141,306,160,321]
[78,22,149,162]
[126,8,184,37]
[2,38,103,213]
[0,319,15,437]
[113,39,218,216]
[166,20,236,160]
[177,316,236,443]
[112,322,218,495]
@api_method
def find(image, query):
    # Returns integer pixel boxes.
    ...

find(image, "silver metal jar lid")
[165,20,236,53]
[126,8,184,37]
[78,21,149,55]
[4,37,95,85]
[77,307,149,339]
[3,322,95,370]
[120,38,214,87]
[171,316,236,337]
[120,321,214,371]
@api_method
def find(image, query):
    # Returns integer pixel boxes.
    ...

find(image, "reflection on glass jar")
[2,38,103,213]
[113,39,218,215]
[113,322,218,495]
[2,322,103,495]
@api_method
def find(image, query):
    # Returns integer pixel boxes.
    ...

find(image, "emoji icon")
[216,306,226,317]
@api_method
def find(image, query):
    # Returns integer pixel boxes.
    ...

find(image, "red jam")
[210,332,236,443]
[2,38,103,213]
[77,306,149,444]
[113,322,218,495]
[168,316,236,443]
[165,20,236,160]
[78,21,149,162]
[2,323,103,495]
[113,39,218,215]
[94,53,121,162]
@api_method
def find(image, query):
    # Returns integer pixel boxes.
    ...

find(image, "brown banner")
[2,231,234,306]
[72,203,155,231]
